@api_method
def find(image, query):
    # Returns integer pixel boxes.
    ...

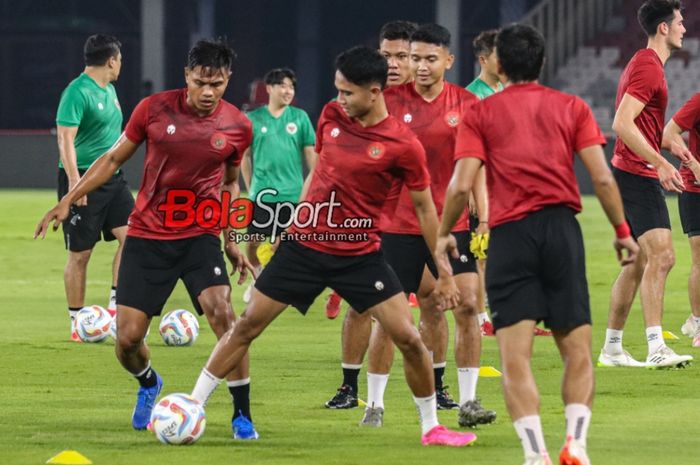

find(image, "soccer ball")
[75,305,112,342]
[150,393,206,445]
[159,309,199,346]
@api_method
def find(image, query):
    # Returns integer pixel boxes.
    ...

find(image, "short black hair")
[638,0,682,36]
[379,20,418,43]
[187,38,236,72]
[496,24,545,83]
[472,29,499,58]
[84,34,121,66]
[264,68,296,87]
[335,46,388,89]
[410,23,451,48]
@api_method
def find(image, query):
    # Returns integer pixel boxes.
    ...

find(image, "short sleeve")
[573,97,607,151]
[124,97,151,144]
[315,106,330,154]
[672,93,700,131]
[626,58,664,105]
[56,86,85,127]
[300,111,315,147]
[227,117,253,167]
[454,109,487,162]
[397,138,430,191]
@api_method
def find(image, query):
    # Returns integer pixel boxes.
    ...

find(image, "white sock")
[478,312,490,325]
[457,367,479,405]
[226,377,250,388]
[514,415,547,457]
[646,326,664,354]
[603,328,623,354]
[692,315,700,325]
[192,368,223,406]
[414,393,440,435]
[68,309,79,321]
[565,403,591,447]
[366,372,389,409]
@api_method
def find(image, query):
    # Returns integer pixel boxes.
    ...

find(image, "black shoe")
[324,384,358,409]
[436,386,459,410]
[458,399,497,427]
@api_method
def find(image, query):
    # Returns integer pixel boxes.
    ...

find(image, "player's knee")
[454,292,478,316]
[393,329,425,356]
[206,299,233,332]
[116,327,143,354]
[68,250,92,268]
[234,315,263,344]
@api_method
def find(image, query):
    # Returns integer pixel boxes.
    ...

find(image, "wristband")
[614,222,631,239]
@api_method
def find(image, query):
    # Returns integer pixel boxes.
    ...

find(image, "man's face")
[184,66,231,115]
[665,9,686,50]
[380,39,412,86]
[334,70,379,119]
[410,41,453,88]
[267,77,295,107]
[109,52,122,81]
[479,50,499,78]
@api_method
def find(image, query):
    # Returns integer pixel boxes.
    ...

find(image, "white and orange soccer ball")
[150,393,206,445]
[159,309,199,346]
[75,305,112,342]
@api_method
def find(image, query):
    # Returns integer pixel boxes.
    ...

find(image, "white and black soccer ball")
[150,393,206,445]
[75,305,112,342]
[159,309,199,346]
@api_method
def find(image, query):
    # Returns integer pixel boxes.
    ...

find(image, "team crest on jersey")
[330,127,340,138]
[167,124,176,135]
[403,113,413,123]
[210,132,227,150]
[444,111,460,127]
[286,122,298,135]
[114,98,121,110]
[367,142,386,160]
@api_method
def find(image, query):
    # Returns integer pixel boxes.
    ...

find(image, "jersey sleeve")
[56,85,85,127]
[573,97,607,151]
[227,117,253,167]
[672,93,700,131]
[124,97,151,144]
[315,105,330,153]
[300,110,316,147]
[454,109,487,162]
[397,137,431,191]
[625,58,664,105]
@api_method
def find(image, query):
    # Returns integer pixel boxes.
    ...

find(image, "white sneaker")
[559,436,590,465]
[646,345,693,369]
[523,453,553,465]
[693,333,700,348]
[681,315,700,337]
[242,282,253,304]
[597,348,645,367]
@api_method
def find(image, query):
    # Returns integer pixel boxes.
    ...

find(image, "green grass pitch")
[1,189,699,465]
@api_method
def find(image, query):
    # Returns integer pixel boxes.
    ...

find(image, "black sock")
[434,366,445,391]
[135,366,158,388]
[229,382,251,421]
[342,367,360,393]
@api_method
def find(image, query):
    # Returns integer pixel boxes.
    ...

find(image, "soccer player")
[325,20,417,410]
[189,45,476,447]
[240,67,317,303]
[357,23,496,429]
[436,23,638,465]
[662,93,700,347]
[55,34,134,339]
[598,0,693,368]
[36,39,259,439]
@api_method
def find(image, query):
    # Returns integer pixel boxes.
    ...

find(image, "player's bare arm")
[472,165,489,235]
[578,144,639,266]
[410,187,459,309]
[35,133,139,239]
[663,119,700,180]
[222,163,256,284]
[56,125,87,206]
[614,93,684,192]
[240,147,252,192]
[303,145,318,173]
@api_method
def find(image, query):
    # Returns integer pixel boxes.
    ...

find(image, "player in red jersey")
[436,24,638,465]
[663,94,700,347]
[35,39,259,438]
[189,46,476,447]
[598,0,693,369]
[324,20,418,411]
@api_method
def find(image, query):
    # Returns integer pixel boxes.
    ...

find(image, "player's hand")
[435,234,458,277]
[670,141,692,164]
[34,200,71,239]
[68,179,87,207]
[431,274,461,311]
[224,242,257,285]
[475,221,489,236]
[613,236,639,266]
[657,161,684,193]
[681,157,700,184]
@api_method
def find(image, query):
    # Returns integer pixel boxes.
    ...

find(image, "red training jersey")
[289,101,430,256]
[671,93,700,193]
[124,89,252,239]
[455,82,606,228]
[611,48,667,178]
[381,82,477,234]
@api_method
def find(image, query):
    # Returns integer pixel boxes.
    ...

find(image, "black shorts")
[381,231,477,294]
[486,206,591,332]
[679,191,700,237]
[613,167,671,239]
[254,240,403,314]
[58,169,134,252]
[116,235,230,317]
[247,201,296,237]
